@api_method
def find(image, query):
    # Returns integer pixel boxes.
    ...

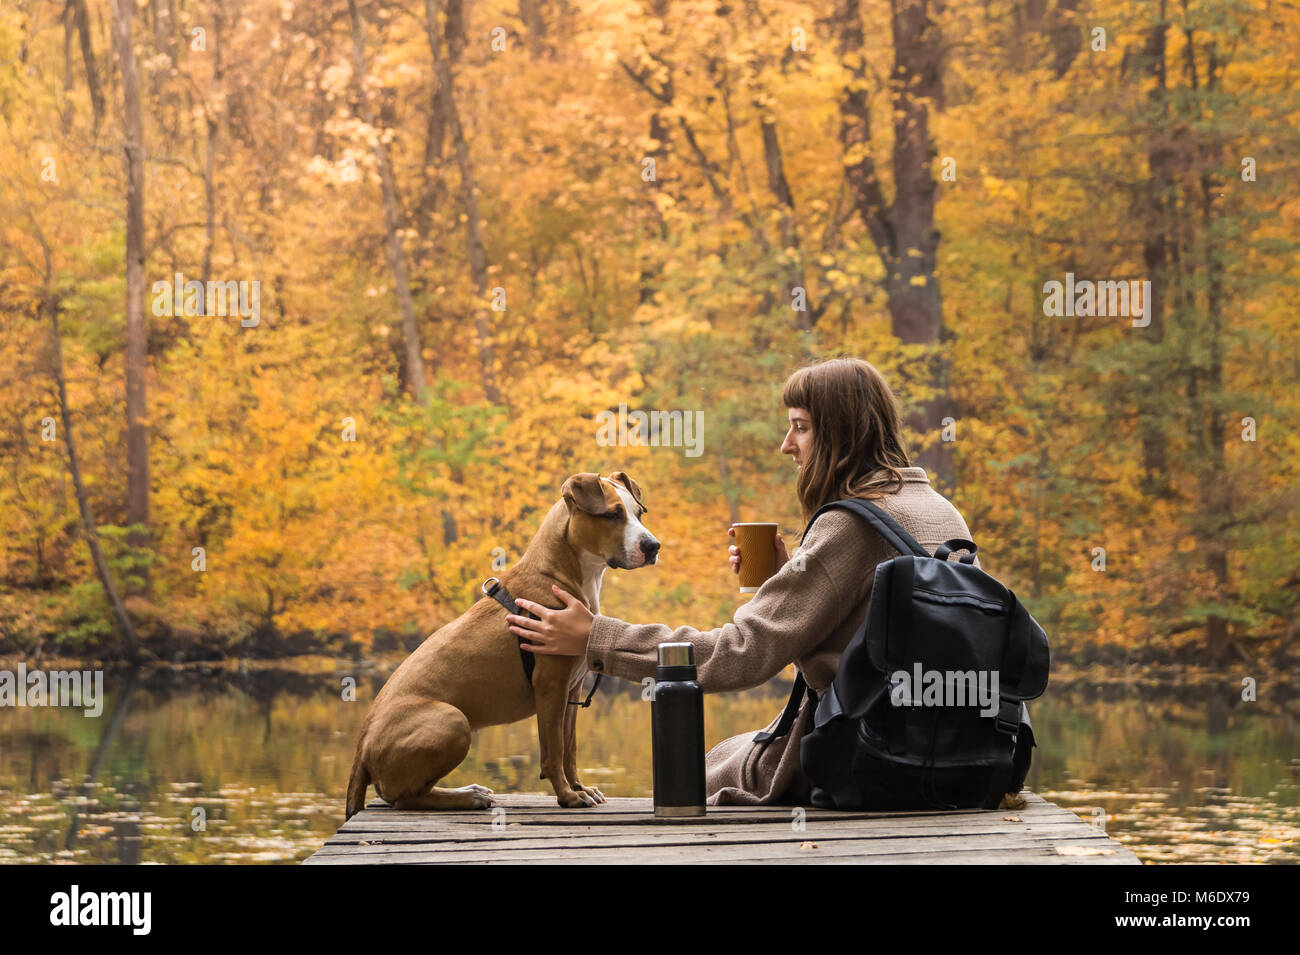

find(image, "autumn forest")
[1,0,1298,669]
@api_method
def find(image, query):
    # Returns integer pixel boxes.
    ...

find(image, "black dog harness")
[481,577,602,707]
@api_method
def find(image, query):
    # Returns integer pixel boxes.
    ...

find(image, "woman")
[506,356,981,806]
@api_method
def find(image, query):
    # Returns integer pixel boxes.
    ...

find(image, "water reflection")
[0,664,1295,864]
[65,668,139,862]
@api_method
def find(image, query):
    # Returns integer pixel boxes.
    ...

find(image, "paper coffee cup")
[732,522,779,593]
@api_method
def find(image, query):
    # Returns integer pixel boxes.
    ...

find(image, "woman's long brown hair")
[782,356,912,526]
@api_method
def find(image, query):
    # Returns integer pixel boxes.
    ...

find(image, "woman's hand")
[507,584,594,657]
[728,526,790,575]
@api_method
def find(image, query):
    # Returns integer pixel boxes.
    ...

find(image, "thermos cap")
[657,642,694,667]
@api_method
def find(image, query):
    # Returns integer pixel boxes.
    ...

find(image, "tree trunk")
[887,0,944,346]
[837,0,951,485]
[1047,0,1082,78]
[519,0,549,58]
[1197,45,1230,664]
[424,0,501,406]
[1136,9,1172,496]
[48,295,141,662]
[69,0,105,131]
[638,107,670,305]
[445,0,466,62]
[759,111,812,332]
[151,0,176,65]
[201,8,225,287]
[110,0,150,594]
[888,0,949,485]
[347,0,429,405]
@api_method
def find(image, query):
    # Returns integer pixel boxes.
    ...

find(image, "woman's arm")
[583,511,882,692]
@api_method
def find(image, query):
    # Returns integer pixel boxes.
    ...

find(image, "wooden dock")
[303,791,1141,864]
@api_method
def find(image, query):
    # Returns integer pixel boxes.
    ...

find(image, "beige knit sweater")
[584,466,982,805]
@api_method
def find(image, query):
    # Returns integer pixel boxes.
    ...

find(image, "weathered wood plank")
[309,827,1108,860]
[304,790,1139,864]
[305,832,1134,864]
[337,805,1062,830]
[354,792,1058,813]
[328,813,1082,843]
[342,791,1059,826]
[318,815,1094,844]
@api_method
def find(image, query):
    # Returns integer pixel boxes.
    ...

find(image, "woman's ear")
[609,470,647,513]
[562,473,614,515]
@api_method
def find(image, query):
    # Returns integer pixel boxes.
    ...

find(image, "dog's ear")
[609,471,646,513]
[562,473,614,516]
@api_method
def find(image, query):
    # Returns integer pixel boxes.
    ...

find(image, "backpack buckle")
[995,698,1020,735]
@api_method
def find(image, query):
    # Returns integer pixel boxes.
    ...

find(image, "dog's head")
[561,471,659,569]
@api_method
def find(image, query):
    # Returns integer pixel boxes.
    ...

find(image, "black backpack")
[754,498,1050,811]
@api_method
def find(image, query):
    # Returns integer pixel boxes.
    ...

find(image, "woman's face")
[781,407,812,469]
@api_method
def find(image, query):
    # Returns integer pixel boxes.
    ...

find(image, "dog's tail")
[345,740,371,821]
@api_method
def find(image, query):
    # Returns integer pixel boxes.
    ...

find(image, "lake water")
[1,664,1296,864]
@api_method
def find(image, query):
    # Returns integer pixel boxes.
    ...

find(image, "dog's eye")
[602,508,623,521]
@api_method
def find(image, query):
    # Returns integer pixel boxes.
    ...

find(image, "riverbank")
[1,671,1296,865]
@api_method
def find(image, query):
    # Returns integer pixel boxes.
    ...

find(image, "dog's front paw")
[556,788,600,808]
[573,783,606,804]
[450,783,497,808]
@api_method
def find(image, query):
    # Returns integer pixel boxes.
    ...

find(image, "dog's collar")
[481,578,602,708]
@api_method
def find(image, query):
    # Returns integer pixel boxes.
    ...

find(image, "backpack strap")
[804,498,930,559]
[753,671,811,744]
[977,597,1038,805]
[994,591,1032,733]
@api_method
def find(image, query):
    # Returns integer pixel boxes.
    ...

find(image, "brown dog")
[345,471,658,816]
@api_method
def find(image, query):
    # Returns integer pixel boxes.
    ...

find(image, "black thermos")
[651,642,707,817]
